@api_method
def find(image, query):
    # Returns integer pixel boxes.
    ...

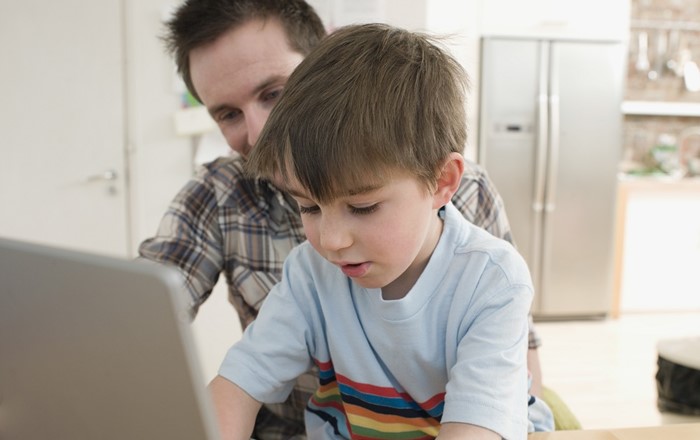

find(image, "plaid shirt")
[139,155,541,439]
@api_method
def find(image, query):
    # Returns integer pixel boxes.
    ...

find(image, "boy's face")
[287,172,444,300]
[189,18,305,158]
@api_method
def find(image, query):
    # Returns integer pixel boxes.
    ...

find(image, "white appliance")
[478,36,626,319]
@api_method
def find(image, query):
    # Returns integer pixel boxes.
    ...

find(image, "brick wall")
[623,0,700,174]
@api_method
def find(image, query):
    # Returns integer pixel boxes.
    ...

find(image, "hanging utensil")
[665,29,682,76]
[636,31,650,73]
[684,59,700,92]
[648,30,667,80]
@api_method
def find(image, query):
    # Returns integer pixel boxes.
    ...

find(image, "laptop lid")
[0,237,221,440]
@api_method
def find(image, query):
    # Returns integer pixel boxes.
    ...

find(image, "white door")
[0,1,130,257]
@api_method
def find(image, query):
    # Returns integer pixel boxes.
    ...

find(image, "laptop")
[0,237,221,440]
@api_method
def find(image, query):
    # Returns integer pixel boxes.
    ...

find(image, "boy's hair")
[162,0,326,102]
[248,23,469,203]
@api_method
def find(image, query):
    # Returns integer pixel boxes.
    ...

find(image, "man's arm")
[528,348,543,397]
[209,375,262,440]
[138,170,225,317]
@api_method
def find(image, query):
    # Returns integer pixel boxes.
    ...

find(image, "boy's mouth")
[339,262,370,278]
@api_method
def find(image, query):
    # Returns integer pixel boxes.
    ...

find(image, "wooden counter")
[612,177,700,317]
[530,423,700,439]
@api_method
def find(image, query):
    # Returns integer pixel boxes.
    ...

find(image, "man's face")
[189,18,305,158]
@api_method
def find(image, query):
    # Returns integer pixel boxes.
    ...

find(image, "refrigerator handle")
[534,44,549,213]
[530,42,550,306]
[546,45,561,213]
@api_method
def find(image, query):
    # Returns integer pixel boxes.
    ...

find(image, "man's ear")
[432,152,464,209]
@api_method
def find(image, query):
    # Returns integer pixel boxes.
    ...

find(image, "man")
[140,1,544,438]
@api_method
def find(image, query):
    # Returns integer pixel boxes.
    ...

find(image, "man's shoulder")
[455,159,492,196]
[197,155,246,181]
[461,158,488,179]
[194,155,267,198]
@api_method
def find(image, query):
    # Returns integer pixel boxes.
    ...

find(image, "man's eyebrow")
[252,75,285,96]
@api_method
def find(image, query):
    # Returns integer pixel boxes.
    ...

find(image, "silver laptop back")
[0,237,220,440]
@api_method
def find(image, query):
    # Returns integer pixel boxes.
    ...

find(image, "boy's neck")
[380,209,445,300]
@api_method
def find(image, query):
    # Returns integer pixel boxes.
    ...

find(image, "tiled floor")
[535,312,700,430]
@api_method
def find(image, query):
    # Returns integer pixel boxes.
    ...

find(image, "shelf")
[621,101,700,117]
[630,19,700,32]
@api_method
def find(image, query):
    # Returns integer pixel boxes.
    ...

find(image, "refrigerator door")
[478,38,542,292]
[539,40,624,317]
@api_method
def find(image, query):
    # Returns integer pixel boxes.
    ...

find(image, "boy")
[209,23,553,439]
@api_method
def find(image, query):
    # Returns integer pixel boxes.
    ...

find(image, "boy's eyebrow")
[285,187,309,199]
[346,184,383,196]
[285,183,383,199]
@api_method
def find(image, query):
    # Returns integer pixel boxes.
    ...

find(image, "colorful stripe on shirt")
[308,359,443,439]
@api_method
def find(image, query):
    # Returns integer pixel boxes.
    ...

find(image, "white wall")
[478,0,630,41]
[125,0,194,252]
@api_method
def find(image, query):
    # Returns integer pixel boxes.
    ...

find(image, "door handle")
[85,169,118,183]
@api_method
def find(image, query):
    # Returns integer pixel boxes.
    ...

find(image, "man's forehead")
[189,18,302,106]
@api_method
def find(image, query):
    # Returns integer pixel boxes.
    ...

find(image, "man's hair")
[248,23,469,203]
[163,0,326,102]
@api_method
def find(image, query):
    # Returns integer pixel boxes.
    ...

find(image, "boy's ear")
[432,152,464,209]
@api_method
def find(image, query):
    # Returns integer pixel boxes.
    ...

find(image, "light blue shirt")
[220,202,552,439]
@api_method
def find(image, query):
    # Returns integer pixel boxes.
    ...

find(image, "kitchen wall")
[616,0,700,314]
[622,0,700,174]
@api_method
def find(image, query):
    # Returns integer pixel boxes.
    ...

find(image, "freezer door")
[539,40,624,317]
[478,38,542,294]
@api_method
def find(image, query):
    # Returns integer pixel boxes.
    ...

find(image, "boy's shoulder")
[442,203,530,283]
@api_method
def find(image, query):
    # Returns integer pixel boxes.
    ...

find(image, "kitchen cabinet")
[613,178,700,315]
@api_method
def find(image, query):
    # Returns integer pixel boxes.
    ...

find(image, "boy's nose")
[319,215,352,252]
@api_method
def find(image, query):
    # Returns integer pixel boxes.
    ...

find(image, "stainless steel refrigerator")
[478,37,625,319]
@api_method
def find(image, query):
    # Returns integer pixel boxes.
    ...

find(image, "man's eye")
[298,205,320,215]
[218,110,241,122]
[262,89,282,103]
[350,204,378,215]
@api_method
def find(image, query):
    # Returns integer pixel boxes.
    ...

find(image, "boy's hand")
[209,375,262,440]
[437,422,500,440]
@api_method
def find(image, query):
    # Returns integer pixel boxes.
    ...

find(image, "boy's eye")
[350,204,378,215]
[298,204,320,215]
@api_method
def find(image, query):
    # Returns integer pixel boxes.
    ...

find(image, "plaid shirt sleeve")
[452,159,542,349]
[138,167,224,317]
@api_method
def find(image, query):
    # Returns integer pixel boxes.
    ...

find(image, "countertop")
[529,423,700,439]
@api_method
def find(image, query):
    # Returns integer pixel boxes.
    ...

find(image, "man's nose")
[246,108,267,148]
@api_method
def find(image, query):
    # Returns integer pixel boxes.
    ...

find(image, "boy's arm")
[208,375,262,440]
[437,422,499,440]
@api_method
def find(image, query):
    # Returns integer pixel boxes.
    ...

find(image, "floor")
[535,312,700,430]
